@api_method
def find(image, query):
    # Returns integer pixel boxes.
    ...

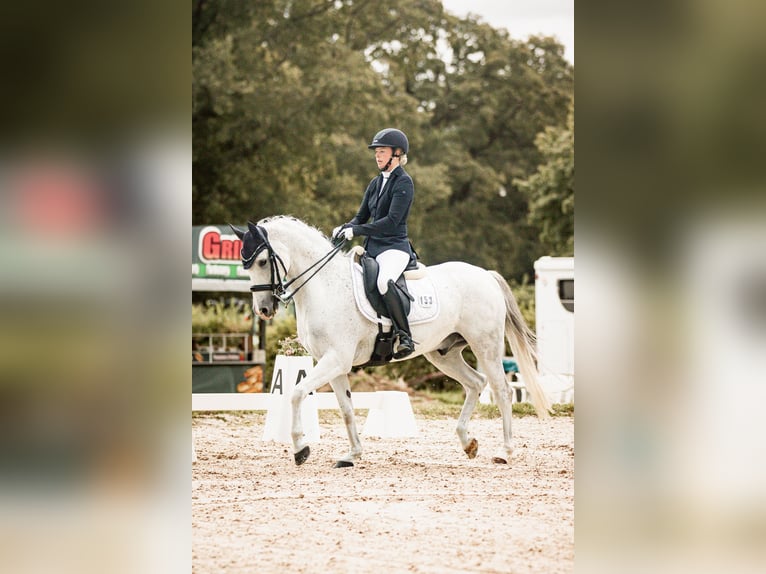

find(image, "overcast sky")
[440,0,574,63]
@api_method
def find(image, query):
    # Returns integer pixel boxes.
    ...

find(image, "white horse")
[231,216,551,467]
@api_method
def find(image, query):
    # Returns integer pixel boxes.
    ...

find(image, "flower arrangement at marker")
[277,335,310,357]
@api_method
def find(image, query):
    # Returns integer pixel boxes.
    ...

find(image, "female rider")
[333,128,416,359]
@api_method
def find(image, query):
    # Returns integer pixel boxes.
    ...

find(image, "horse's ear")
[247,220,259,236]
[229,224,246,240]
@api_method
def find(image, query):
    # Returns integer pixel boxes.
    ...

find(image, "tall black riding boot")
[382,280,415,359]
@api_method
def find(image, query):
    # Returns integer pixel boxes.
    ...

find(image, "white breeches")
[375,249,410,294]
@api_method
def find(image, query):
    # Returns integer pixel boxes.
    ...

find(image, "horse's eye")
[258,259,268,268]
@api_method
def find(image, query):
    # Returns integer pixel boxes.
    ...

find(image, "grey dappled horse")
[231,216,551,467]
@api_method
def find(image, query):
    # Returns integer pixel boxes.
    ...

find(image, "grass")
[192,391,574,423]
[415,389,574,419]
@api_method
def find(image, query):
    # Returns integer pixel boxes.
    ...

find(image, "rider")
[333,128,416,359]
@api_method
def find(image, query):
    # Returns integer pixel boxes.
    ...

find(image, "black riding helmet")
[368,128,409,154]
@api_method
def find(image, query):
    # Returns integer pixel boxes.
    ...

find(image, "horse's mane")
[258,215,331,245]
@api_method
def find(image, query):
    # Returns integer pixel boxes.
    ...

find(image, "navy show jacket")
[349,165,414,259]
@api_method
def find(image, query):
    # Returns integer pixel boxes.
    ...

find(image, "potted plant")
[269,335,314,395]
[276,335,310,357]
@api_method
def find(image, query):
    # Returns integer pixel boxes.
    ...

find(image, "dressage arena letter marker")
[270,367,311,396]
[272,369,283,394]
[295,369,314,395]
[262,355,320,444]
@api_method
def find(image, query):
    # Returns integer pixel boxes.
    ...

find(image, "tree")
[192,0,574,279]
[515,101,574,255]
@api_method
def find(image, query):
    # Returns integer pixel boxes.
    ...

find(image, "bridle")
[243,224,346,306]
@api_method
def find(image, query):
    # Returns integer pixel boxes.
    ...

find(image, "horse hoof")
[333,460,354,468]
[294,446,310,465]
[464,438,478,459]
[492,456,508,465]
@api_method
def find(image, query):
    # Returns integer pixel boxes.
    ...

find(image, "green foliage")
[193,0,574,281]
[552,403,575,416]
[509,280,536,331]
[192,300,252,333]
[415,389,574,418]
[372,354,442,389]
[515,101,574,256]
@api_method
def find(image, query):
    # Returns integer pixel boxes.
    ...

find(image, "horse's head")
[230,221,291,320]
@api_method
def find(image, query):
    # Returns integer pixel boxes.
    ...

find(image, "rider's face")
[374,147,394,170]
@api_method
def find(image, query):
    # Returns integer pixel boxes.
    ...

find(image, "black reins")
[245,226,346,306]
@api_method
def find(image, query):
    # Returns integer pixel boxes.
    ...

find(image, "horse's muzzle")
[253,299,276,320]
[256,306,274,320]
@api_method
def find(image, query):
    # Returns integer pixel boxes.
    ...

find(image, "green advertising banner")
[192,225,251,291]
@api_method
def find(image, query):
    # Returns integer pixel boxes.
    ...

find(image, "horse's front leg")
[291,352,348,466]
[329,375,362,468]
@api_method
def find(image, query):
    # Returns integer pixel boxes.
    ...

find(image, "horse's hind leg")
[474,348,515,464]
[329,375,363,467]
[424,349,485,459]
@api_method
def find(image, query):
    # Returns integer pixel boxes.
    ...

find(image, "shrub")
[192,299,252,333]
[509,279,536,331]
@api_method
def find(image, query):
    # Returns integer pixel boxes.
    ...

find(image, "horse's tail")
[490,271,552,418]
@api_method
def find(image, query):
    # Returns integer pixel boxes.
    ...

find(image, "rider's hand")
[332,225,354,241]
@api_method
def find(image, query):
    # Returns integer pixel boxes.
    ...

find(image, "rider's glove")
[332,224,353,241]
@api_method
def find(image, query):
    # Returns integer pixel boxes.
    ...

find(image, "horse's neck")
[286,237,347,318]
[268,221,345,289]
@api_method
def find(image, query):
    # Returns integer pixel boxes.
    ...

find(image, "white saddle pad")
[349,253,440,326]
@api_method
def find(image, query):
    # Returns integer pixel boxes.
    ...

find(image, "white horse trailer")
[534,256,574,403]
